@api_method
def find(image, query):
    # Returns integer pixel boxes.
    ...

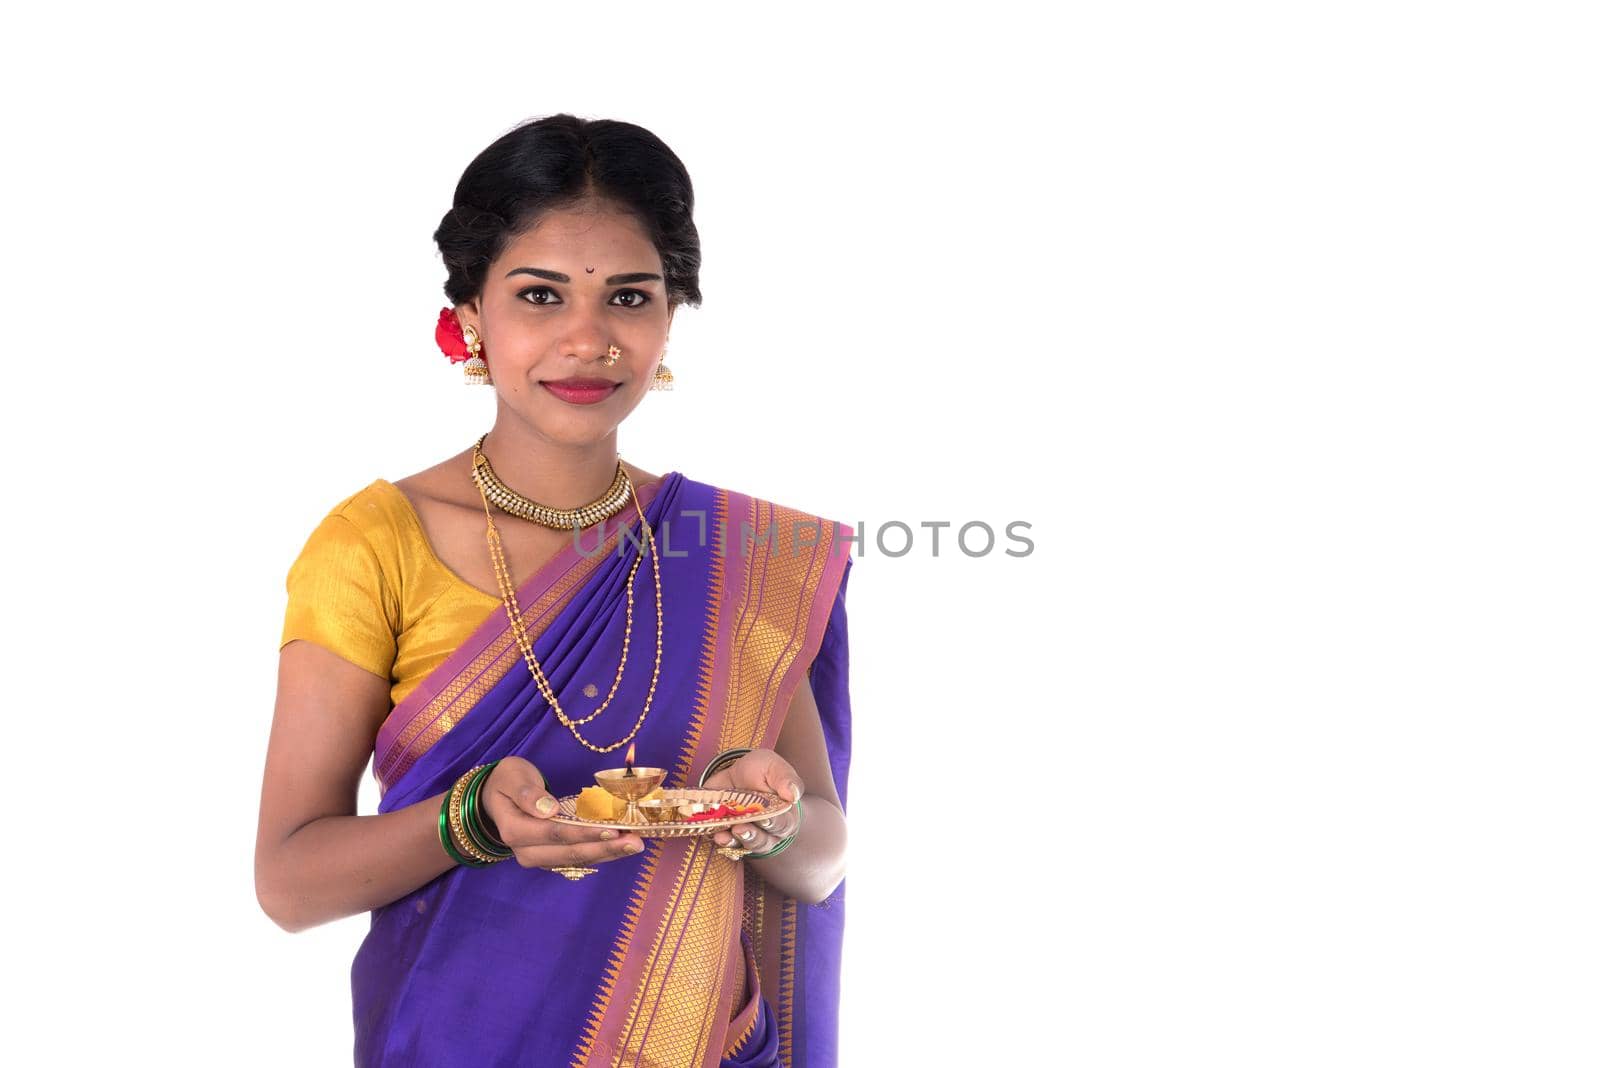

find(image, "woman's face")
[460,202,674,446]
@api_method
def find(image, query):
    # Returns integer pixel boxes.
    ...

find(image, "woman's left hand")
[700,748,805,853]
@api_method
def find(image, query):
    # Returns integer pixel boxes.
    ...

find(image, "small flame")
[624,743,636,767]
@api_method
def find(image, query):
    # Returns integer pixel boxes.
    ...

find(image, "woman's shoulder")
[286,478,442,604]
[280,481,406,671]
[301,479,416,553]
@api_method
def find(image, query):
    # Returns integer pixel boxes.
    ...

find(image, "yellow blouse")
[279,480,500,709]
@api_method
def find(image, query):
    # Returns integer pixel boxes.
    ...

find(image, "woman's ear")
[456,300,481,337]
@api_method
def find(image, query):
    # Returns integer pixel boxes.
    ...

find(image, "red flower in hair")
[435,308,471,363]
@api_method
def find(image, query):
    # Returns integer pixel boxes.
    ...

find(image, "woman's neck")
[479,419,621,508]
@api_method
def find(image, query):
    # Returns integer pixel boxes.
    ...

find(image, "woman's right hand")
[479,756,644,869]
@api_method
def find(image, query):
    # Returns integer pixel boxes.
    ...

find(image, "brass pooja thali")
[552,787,791,839]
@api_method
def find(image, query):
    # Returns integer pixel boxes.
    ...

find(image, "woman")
[255,114,854,1068]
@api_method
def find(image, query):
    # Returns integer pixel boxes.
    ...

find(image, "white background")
[2,3,1596,1065]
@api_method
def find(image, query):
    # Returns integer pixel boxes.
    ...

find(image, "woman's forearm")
[256,790,454,933]
[747,796,847,904]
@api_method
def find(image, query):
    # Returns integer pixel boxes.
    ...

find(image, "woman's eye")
[517,287,649,308]
[518,286,560,305]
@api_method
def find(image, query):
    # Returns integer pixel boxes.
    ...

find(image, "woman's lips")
[541,379,621,405]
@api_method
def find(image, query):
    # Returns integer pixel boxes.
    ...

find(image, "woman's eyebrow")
[505,267,663,285]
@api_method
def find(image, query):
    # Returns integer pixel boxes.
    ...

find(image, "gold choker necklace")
[470,433,631,530]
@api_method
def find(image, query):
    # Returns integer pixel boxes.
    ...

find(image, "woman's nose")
[559,315,613,363]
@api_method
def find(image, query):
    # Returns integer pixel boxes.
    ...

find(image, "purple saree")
[356,472,854,1068]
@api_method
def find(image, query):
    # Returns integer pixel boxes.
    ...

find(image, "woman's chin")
[515,409,623,446]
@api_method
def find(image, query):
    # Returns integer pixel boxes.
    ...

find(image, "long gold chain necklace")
[472,433,631,530]
[473,448,664,754]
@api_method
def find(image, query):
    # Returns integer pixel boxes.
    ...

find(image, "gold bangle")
[449,765,502,865]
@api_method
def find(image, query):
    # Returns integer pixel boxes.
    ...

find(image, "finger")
[512,833,645,869]
[489,756,548,795]
[497,772,558,819]
[482,757,558,819]
[507,817,617,849]
[488,801,567,848]
[756,758,803,803]
[524,785,560,818]
[733,751,795,800]
[714,816,771,848]
[765,805,802,835]
[486,781,612,847]
[555,837,643,866]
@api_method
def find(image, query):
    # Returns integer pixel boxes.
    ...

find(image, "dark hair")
[433,114,702,309]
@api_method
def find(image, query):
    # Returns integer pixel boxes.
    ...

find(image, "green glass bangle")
[746,798,803,860]
[746,834,795,861]
[438,793,490,868]
[462,762,512,859]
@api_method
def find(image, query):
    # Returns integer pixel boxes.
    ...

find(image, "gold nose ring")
[602,345,622,366]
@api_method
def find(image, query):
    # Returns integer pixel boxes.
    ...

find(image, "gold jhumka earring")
[462,325,489,385]
[651,341,673,391]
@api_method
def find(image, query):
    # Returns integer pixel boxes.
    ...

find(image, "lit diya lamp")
[593,743,666,825]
